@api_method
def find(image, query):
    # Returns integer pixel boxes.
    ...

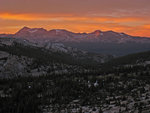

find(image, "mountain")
[1,28,150,113]
[1,26,150,55]
[12,26,150,43]
[0,37,112,78]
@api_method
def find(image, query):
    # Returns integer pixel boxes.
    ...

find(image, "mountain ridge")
[1,26,150,56]
[1,26,150,42]
[15,26,150,38]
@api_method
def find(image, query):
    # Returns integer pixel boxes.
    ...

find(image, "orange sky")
[0,0,150,37]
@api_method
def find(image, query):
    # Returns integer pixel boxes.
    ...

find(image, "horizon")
[1,26,150,38]
[0,0,150,37]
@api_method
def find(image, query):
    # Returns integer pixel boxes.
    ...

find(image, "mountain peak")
[20,26,31,31]
[16,27,48,34]
[105,30,118,34]
[15,26,31,35]
[90,30,101,36]
[93,30,101,33]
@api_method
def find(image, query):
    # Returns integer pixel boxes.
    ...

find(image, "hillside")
[102,50,150,69]
[0,37,112,78]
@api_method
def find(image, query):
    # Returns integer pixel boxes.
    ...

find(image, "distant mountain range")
[1,26,150,55]
[1,27,150,77]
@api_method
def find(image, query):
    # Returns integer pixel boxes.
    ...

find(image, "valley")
[0,28,150,113]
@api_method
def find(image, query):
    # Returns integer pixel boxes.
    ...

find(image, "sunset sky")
[0,0,150,37]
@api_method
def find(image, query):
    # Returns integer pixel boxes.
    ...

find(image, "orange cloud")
[0,13,36,21]
[142,24,150,29]
[0,13,74,21]
[0,12,147,23]
[0,12,150,37]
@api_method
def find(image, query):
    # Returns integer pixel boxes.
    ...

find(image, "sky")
[0,0,150,37]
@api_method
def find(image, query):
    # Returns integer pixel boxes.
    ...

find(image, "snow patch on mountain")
[29,29,38,33]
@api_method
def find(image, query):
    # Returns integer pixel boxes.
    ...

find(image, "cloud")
[0,12,148,23]
[0,13,73,21]
[0,12,150,37]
